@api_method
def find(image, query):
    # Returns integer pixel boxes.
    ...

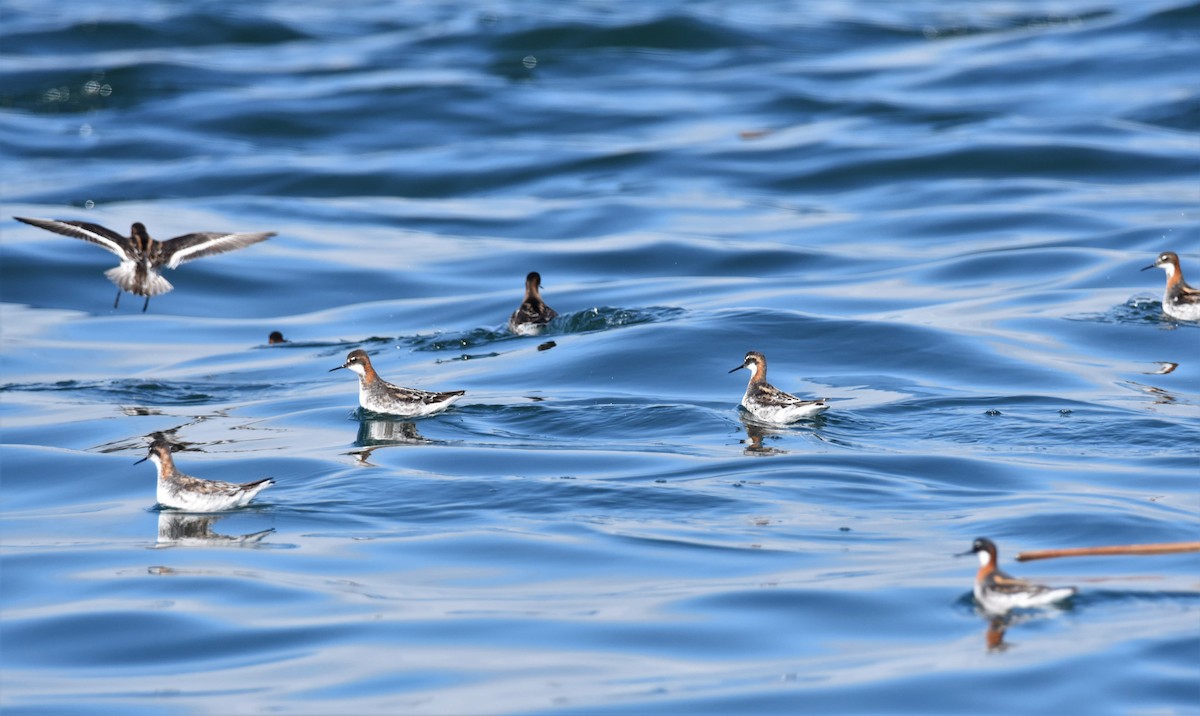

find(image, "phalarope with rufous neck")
[330,349,465,417]
[1142,251,1200,321]
[136,435,274,512]
[729,351,828,424]
[958,537,1076,614]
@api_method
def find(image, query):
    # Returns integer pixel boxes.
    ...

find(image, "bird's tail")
[105,263,173,296]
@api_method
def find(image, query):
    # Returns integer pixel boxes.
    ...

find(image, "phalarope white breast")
[13,216,274,312]
[136,435,274,511]
[1142,251,1200,321]
[508,271,558,335]
[729,351,828,424]
[330,349,465,417]
[959,537,1076,613]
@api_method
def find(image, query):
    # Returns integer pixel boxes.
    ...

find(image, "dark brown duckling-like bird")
[508,271,558,334]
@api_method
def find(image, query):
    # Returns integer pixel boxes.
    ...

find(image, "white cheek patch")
[976,550,991,567]
[347,362,367,377]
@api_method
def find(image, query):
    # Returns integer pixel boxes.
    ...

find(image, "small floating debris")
[740,128,774,140]
[537,341,556,351]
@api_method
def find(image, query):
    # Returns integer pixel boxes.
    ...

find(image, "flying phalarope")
[330,349,465,417]
[508,271,558,335]
[13,216,274,312]
[136,435,274,511]
[1142,251,1200,321]
[959,537,1076,613]
[729,351,828,424]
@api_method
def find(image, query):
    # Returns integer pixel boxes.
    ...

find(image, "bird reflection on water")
[156,512,273,547]
[737,415,788,456]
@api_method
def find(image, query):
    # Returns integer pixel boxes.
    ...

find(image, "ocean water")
[1,1,1198,713]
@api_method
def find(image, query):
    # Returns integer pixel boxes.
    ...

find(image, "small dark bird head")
[268,331,286,344]
[524,272,547,299]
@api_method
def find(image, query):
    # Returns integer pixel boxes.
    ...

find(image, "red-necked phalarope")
[1142,251,1200,321]
[959,537,1076,613]
[136,435,274,511]
[330,349,465,417]
[729,351,828,424]
[13,216,274,312]
[508,271,558,335]
[268,331,287,345]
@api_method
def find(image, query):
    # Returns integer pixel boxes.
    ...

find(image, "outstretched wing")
[162,231,275,268]
[14,217,130,257]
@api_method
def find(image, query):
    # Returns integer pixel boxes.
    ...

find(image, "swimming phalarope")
[136,435,274,511]
[330,349,465,417]
[508,271,558,335]
[1142,251,1200,321]
[959,537,1076,613]
[268,331,288,345]
[729,351,828,424]
[13,216,274,312]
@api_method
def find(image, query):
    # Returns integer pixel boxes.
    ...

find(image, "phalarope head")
[524,271,545,298]
[330,349,373,379]
[1142,251,1189,292]
[957,537,998,568]
[1142,251,1180,278]
[729,351,767,381]
[134,434,176,472]
[268,331,286,345]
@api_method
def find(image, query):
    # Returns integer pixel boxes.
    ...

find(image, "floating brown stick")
[1016,542,1200,562]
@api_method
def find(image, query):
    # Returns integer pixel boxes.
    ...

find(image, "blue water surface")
[2,1,1198,713]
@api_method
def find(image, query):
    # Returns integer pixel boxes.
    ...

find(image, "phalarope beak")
[134,455,149,465]
[1140,263,1158,271]
[728,364,746,373]
[955,548,976,558]
[329,364,346,372]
